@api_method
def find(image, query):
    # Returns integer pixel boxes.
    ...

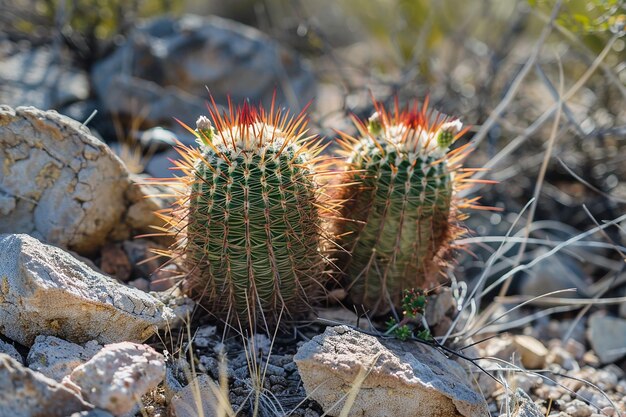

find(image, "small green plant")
[156,98,336,328]
[385,320,413,341]
[401,287,428,317]
[384,288,432,341]
[337,97,484,315]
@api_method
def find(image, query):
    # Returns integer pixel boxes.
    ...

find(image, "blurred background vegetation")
[3,0,623,66]
[1,0,625,296]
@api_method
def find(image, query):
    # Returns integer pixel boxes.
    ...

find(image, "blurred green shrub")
[337,0,522,76]
[529,0,624,34]
[39,0,183,39]
[5,0,182,64]
[340,0,447,66]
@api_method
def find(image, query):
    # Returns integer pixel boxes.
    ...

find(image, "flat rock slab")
[294,326,489,417]
[0,353,93,417]
[0,233,175,346]
[0,105,129,254]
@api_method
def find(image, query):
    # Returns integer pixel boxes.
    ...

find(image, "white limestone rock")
[67,342,166,416]
[294,325,489,417]
[0,353,93,417]
[27,335,102,381]
[0,233,175,346]
[0,106,129,254]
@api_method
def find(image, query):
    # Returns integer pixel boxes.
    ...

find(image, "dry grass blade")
[495,294,626,306]
[464,289,576,339]
[500,54,565,298]
[319,352,382,417]
[461,31,621,196]
[441,198,536,345]
[481,212,626,296]
[482,358,623,417]
[557,158,626,204]
[469,0,563,149]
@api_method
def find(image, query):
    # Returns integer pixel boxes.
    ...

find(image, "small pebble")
[564,401,593,417]
[583,351,600,367]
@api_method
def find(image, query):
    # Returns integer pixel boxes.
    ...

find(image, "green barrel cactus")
[157,99,334,327]
[337,98,483,315]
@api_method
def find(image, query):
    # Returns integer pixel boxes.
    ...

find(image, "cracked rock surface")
[294,325,489,417]
[508,389,544,417]
[0,105,130,254]
[0,233,175,346]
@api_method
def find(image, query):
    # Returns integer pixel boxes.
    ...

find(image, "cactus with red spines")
[336,98,484,315]
[155,98,336,327]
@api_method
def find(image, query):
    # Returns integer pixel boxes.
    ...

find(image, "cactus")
[337,97,484,315]
[155,97,334,327]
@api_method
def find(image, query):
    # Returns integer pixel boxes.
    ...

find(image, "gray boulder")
[91,15,316,132]
[0,353,93,417]
[587,313,626,364]
[0,45,89,110]
[0,233,175,346]
[294,326,489,417]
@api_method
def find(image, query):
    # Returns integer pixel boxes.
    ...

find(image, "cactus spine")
[337,98,480,315]
[157,98,332,326]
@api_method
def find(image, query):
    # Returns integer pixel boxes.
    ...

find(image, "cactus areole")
[159,98,330,327]
[338,98,483,315]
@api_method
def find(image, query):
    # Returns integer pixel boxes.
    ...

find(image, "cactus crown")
[155,96,334,328]
[190,99,316,156]
[336,97,485,314]
[346,98,466,165]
